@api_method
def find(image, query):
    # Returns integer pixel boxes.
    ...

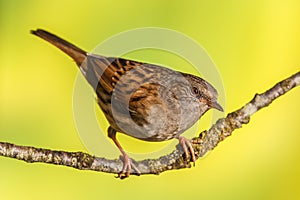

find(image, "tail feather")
[31,29,87,66]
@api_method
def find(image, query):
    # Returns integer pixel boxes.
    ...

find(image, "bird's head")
[183,73,224,112]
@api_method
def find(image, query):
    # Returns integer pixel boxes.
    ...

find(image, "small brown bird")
[31,29,223,178]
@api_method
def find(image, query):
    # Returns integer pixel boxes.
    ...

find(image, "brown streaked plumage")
[31,29,223,179]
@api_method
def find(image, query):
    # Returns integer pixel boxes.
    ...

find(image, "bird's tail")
[31,29,87,66]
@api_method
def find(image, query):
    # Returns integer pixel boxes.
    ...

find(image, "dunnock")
[31,29,223,178]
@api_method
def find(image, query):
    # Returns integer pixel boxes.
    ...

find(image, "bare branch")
[1,71,299,176]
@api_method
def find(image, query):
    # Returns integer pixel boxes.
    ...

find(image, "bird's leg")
[177,136,196,165]
[108,127,141,179]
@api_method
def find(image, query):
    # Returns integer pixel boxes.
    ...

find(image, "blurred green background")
[1,0,300,199]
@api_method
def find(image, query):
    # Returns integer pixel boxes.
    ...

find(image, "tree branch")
[1,71,299,177]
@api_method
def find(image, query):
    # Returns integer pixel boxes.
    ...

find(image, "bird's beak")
[210,101,224,112]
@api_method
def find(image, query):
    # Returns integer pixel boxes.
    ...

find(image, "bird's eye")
[192,87,199,95]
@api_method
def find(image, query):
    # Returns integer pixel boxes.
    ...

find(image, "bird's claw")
[178,136,196,165]
[116,154,141,179]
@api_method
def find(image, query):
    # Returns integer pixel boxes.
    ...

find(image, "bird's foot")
[117,154,141,179]
[178,136,196,165]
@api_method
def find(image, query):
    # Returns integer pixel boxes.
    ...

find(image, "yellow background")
[1,0,300,199]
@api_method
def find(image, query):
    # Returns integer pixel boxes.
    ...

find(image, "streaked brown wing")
[128,82,163,126]
[86,54,143,94]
